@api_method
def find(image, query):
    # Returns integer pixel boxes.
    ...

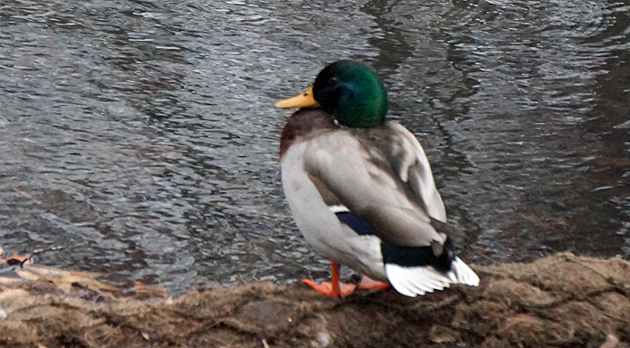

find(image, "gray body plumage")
[280,109,479,296]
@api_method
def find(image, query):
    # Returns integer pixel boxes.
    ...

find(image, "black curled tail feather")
[381,237,455,273]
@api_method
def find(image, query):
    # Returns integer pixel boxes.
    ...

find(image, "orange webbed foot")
[357,275,390,291]
[302,260,356,298]
[302,279,356,298]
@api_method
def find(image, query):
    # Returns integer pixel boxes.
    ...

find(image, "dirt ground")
[1,252,629,348]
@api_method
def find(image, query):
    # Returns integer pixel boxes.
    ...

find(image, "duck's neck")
[279,108,338,158]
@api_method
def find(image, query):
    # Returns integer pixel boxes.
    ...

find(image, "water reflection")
[585,47,630,255]
[419,0,630,264]
[360,0,413,75]
[0,0,628,294]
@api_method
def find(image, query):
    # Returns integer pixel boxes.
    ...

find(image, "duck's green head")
[275,60,388,128]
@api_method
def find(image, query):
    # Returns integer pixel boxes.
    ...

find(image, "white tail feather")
[451,257,480,286]
[385,258,479,297]
[385,264,453,297]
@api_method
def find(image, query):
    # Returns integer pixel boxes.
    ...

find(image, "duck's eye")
[328,76,338,86]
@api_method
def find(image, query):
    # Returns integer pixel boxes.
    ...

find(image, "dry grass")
[1,252,629,348]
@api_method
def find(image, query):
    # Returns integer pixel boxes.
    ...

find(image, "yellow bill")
[274,86,319,109]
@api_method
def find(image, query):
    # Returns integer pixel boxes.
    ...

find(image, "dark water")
[0,0,628,294]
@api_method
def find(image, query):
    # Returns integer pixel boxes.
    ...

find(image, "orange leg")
[357,275,390,291]
[302,260,356,298]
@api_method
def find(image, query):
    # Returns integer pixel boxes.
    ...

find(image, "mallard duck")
[275,60,479,297]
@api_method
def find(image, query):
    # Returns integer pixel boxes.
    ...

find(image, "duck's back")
[348,121,447,223]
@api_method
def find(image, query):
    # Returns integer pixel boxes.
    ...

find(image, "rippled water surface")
[1,0,629,293]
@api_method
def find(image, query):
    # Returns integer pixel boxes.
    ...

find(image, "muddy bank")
[1,252,629,348]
